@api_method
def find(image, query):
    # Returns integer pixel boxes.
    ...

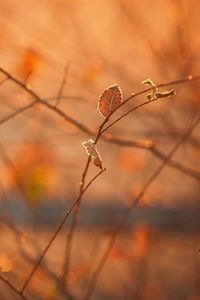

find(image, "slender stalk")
[0,66,199,298]
[60,117,109,285]
[0,67,91,134]
[20,168,106,293]
[0,275,27,300]
[83,115,200,300]
[55,62,71,107]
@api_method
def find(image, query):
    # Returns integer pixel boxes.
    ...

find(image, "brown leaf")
[98,84,122,118]
[154,90,175,99]
[82,139,103,169]
[93,157,102,169]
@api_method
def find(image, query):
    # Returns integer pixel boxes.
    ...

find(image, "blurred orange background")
[0,1,199,299]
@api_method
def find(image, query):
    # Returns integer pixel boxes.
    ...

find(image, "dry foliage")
[0,1,200,300]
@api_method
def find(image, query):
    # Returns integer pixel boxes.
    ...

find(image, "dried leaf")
[147,89,175,101]
[93,157,102,168]
[141,79,156,87]
[142,78,157,101]
[154,90,175,99]
[98,84,122,118]
[142,79,175,101]
[82,139,103,169]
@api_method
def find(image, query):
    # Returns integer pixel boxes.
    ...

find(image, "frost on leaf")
[82,139,103,169]
[142,78,157,101]
[98,84,122,118]
[153,90,175,99]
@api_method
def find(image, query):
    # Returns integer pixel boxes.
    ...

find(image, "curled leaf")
[94,157,102,168]
[147,89,175,101]
[141,79,156,87]
[142,79,175,101]
[82,139,103,169]
[98,84,122,118]
[142,78,157,101]
[154,90,175,99]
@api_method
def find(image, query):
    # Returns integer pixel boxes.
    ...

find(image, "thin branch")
[0,66,200,296]
[83,115,200,300]
[0,67,91,135]
[106,136,200,181]
[60,114,108,282]
[60,156,91,285]
[20,167,106,293]
[150,146,200,181]
[102,75,200,120]
[0,275,27,300]
[0,100,38,126]
[61,88,153,284]
[0,98,198,183]
[55,62,71,107]
[0,77,8,86]
[0,143,30,201]
[101,97,163,134]
[0,93,198,182]
[2,219,76,300]
[0,67,199,135]
[60,116,109,285]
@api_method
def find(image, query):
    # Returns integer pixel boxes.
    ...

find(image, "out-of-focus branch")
[0,275,27,300]
[0,67,200,135]
[0,67,91,135]
[60,115,109,285]
[60,156,91,285]
[106,135,200,181]
[55,62,71,107]
[0,66,200,297]
[83,115,200,300]
[0,100,38,126]
[1,219,76,300]
[19,167,106,294]
[0,98,199,182]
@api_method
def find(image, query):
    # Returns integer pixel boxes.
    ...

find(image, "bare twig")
[0,66,200,297]
[0,67,199,135]
[0,100,38,126]
[83,115,200,300]
[2,219,76,300]
[60,156,91,285]
[106,136,200,181]
[0,67,91,135]
[0,99,199,183]
[60,117,109,285]
[0,77,8,86]
[101,96,169,135]
[20,167,106,293]
[0,275,27,300]
[55,62,71,107]
[0,143,30,201]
